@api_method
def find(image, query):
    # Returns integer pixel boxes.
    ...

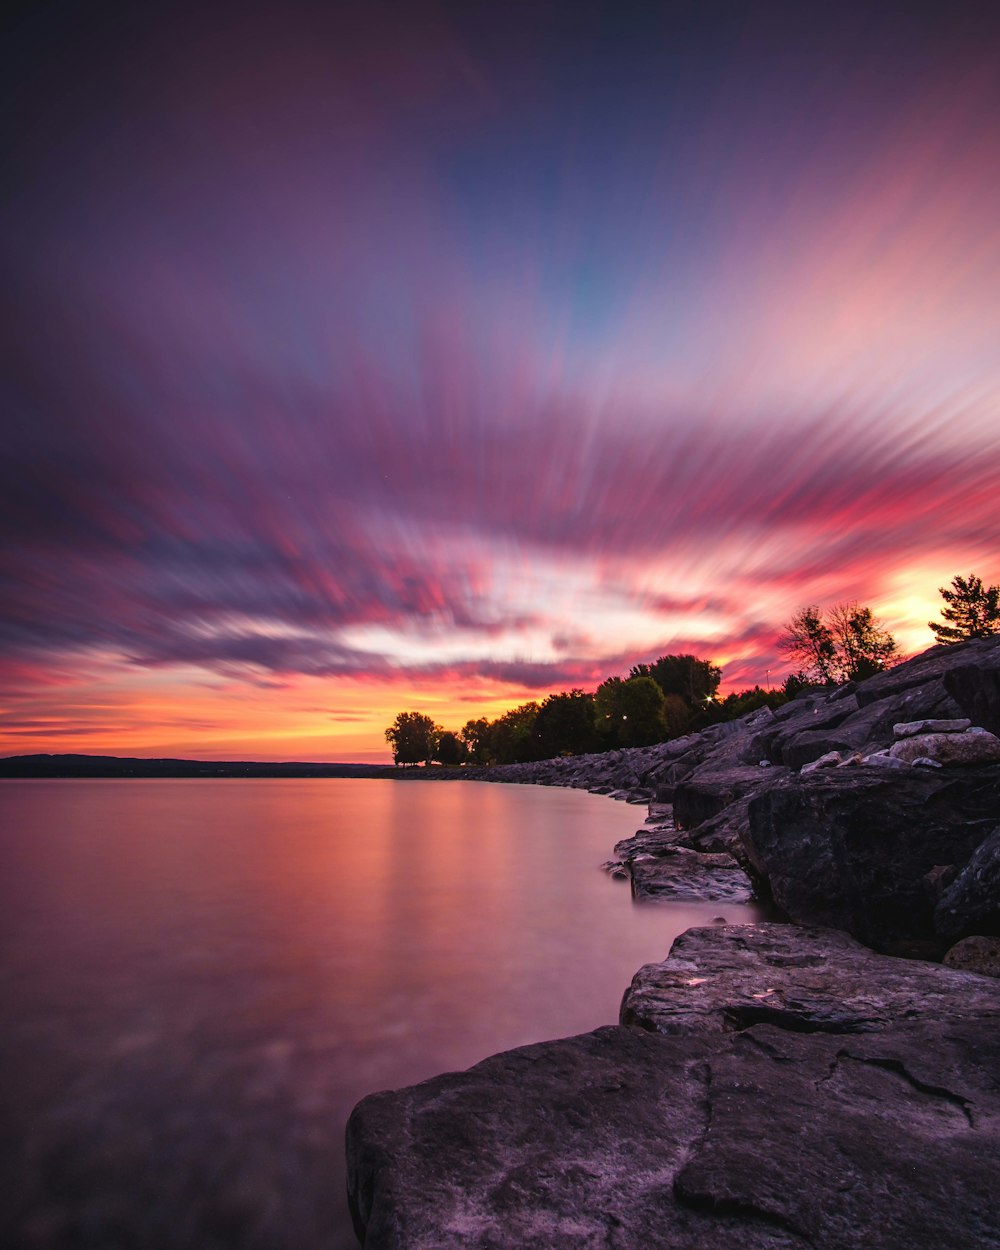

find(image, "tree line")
[384,572,1000,767]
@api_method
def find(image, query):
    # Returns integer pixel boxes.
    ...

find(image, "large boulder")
[347,925,1000,1250]
[628,847,754,903]
[943,935,1000,978]
[673,764,782,830]
[620,923,1000,1034]
[741,767,1000,953]
[935,827,1000,943]
[889,728,1000,767]
[855,634,1000,721]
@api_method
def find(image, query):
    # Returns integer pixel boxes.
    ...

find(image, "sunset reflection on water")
[0,779,761,1248]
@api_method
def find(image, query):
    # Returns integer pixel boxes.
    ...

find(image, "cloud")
[2,0,999,758]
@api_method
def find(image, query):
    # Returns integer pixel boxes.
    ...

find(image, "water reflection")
[0,779,761,1248]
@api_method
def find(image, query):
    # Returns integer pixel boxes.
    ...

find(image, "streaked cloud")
[2,0,999,759]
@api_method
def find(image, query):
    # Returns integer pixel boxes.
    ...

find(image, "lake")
[0,778,761,1249]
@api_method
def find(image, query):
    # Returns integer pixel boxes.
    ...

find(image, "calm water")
[0,778,761,1249]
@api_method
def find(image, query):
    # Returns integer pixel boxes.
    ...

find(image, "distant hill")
[0,754,397,779]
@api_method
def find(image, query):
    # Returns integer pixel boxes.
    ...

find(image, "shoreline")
[346,635,1000,1248]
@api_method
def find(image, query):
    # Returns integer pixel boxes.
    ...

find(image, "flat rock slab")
[346,1019,1000,1250]
[347,924,1000,1248]
[620,923,1000,1034]
[629,849,754,903]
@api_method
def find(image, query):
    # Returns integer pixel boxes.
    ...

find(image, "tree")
[595,676,666,747]
[490,702,541,764]
[781,602,897,685]
[461,717,494,764]
[433,730,468,766]
[828,603,897,680]
[385,711,439,766]
[929,574,1000,644]
[661,693,691,738]
[534,689,598,757]
[779,605,837,685]
[630,654,721,707]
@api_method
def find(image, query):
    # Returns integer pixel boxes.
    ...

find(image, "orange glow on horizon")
[2,560,984,764]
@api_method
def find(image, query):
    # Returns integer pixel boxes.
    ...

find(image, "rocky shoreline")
[347,636,1000,1248]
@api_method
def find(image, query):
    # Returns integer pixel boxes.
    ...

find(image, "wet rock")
[742,767,1000,952]
[935,827,1000,943]
[943,935,1000,978]
[607,826,754,903]
[889,729,1000,766]
[620,923,1000,1034]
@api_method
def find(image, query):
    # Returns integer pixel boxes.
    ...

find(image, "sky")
[2,0,999,762]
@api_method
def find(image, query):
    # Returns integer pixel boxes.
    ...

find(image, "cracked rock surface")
[620,923,1000,1034]
[346,925,1000,1249]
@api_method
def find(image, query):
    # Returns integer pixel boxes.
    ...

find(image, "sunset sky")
[3,0,999,762]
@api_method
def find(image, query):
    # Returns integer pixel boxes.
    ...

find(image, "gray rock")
[348,927,1000,1250]
[800,750,841,773]
[629,849,754,904]
[673,764,780,830]
[861,751,909,769]
[608,826,754,902]
[889,729,1000,766]
[742,768,1000,952]
[935,827,1000,943]
[894,717,972,738]
[777,729,857,770]
[620,923,1000,1034]
[944,659,1000,735]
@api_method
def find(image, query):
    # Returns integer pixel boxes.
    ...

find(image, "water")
[0,778,761,1249]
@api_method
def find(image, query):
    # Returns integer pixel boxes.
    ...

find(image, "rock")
[935,827,1000,943]
[922,863,958,904]
[620,923,1000,1035]
[943,661,1000,735]
[943,935,1000,978]
[894,717,972,738]
[629,848,754,904]
[861,751,909,769]
[609,826,755,902]
[800,750,841,773]
[742,767,1000,952]
[777,729,856,770]
[889,729,1000,766]
[673,764,785,830]
[348,926,1000,1250]
[844,636,1000,743]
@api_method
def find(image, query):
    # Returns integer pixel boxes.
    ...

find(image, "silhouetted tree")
[385,711,439,766]
[781,603,896,684]
[534,689,598,757]
[780,606,837,684]
[630,654,721,707]
[433,731,467,766]
[661,693,691,738]
[461,717,494,764]
[595,676,666,747]
[829,603,897,680]
[930,573,1000,643]
[490,702,542,764]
